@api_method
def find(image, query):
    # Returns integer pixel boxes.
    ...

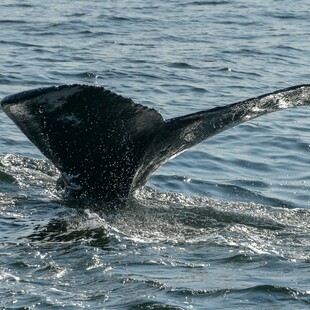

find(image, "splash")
[1,154,310,261]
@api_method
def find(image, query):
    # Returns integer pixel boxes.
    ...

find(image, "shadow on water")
[26,214,111,248]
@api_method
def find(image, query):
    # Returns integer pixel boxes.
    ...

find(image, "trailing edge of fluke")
[1,84,310,202]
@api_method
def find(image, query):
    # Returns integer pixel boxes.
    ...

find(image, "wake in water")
[1,154,309,262]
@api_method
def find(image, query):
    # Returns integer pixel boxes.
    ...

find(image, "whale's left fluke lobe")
[1,83,310,202]
[1,84,164,201]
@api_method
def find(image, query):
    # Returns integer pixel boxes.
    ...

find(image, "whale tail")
[1,84,310,201]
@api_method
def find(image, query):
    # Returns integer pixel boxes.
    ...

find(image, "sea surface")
[1,0,310,309]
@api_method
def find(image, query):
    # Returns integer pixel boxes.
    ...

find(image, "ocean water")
[1,0,310,309]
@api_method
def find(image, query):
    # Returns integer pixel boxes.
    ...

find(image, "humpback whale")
[1,84,310,202]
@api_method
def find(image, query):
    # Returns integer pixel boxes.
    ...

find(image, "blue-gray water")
[1,0,310,309]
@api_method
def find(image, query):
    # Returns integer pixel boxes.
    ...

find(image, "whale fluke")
[1,84,310,201]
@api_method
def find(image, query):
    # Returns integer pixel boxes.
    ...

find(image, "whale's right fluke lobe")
[134,84,310,187]
[1,83,310,202]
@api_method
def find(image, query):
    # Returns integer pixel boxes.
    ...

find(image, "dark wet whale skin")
[1,84,310,202]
